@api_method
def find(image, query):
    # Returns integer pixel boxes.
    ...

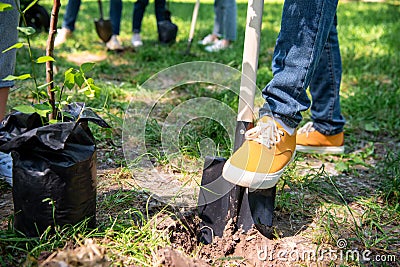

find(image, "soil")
[1,140,399,267]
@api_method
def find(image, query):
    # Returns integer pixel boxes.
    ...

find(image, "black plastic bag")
[157,9,178,44]
[0,104,110,237]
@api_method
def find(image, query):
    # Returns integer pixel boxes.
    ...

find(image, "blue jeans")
[260,0,345,135]
[0,0,19,88]
[213,0,237,41]
[62,0,122,35]
[132,0,166,33]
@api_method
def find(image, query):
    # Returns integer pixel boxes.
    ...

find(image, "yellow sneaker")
[296,122,344,154]
[222,116,296,189]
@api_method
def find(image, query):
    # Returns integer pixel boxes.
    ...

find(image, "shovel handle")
[237,0,264,124]
[227,0,264,231]
[188,0,200,42]
[97,0,104,19]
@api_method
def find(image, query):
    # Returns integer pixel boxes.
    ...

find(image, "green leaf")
[80,62,95,73]
[35,108,51,117]
[13,105,36,114]
[37,82,52,89]
[17,26,36,36]
[36,56,55,64]
[74,73,85,87]
[22,0,39,13]
[64,68,75,89]
[2,42,24,53]
[78,86,95,98]
[39,90,49,99]
[60,111,73,119]
[86,77,95,85]
[3,74,32,81]
[91,84,102,94]
[34,103,52,110]
[0,3,13,12]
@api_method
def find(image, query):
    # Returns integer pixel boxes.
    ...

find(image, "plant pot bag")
[0,105,110,237]
[157,9,178,44]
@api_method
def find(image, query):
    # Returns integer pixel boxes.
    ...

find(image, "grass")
[1,0,399,266]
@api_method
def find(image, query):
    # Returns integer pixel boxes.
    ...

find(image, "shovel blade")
[94,18,112,43]
[197,156,232,244]
[197,156,277,243]
[237,187,276,238]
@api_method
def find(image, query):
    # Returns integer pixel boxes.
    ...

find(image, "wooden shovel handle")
[237,0,264,126]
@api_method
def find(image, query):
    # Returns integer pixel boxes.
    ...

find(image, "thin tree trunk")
[46,0,61,120]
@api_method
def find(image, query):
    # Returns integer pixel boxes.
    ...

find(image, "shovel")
[184,0,200,55]
[94,0,112,43]
[197,0,276,244]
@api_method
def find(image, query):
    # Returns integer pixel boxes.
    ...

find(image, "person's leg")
[223,0,340,188]
[107,0,123,50]
[260,0,340,130]
[222,0,236,42]
[308,14,345,135]
[0,0,19,122]
[198,0,220,46]
[62,0,81,31]
[110,0,122,35]
[0,89,9,122]
[55,0,81,46]
[132,0,149,33]
[212,0,223,38]
[154,0,166,22]
[0,0,18,186]
[296,14,345,154]
[201,0,224,49]
[204,0,236,52]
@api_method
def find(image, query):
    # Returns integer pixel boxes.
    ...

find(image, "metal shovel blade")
[197,122,254,244]
[95,18,112,43]
[197,156,230,244]
[94,0,112,43]
[197,157,276,244]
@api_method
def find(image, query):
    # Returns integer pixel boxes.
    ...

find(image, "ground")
[0,139,399,267]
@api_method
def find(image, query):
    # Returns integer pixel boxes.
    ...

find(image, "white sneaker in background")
[205,40,231,52]
[0,152,12,186]
[131,33,143,47]
[198,34,218,46]
[106,35,123,51]
[54,28,73,47]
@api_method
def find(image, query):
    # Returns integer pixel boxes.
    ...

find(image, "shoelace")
[297,122,315,137]
[245,120,284,149]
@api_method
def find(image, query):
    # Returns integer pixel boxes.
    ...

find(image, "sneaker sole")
[222,152,296,189]
[296,145,344,154]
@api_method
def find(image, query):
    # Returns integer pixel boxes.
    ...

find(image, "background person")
[55,0,123,51]
[198,0,237,52]
[0,0,19,185]
[0,0,19,122]
[131,0,167,47]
